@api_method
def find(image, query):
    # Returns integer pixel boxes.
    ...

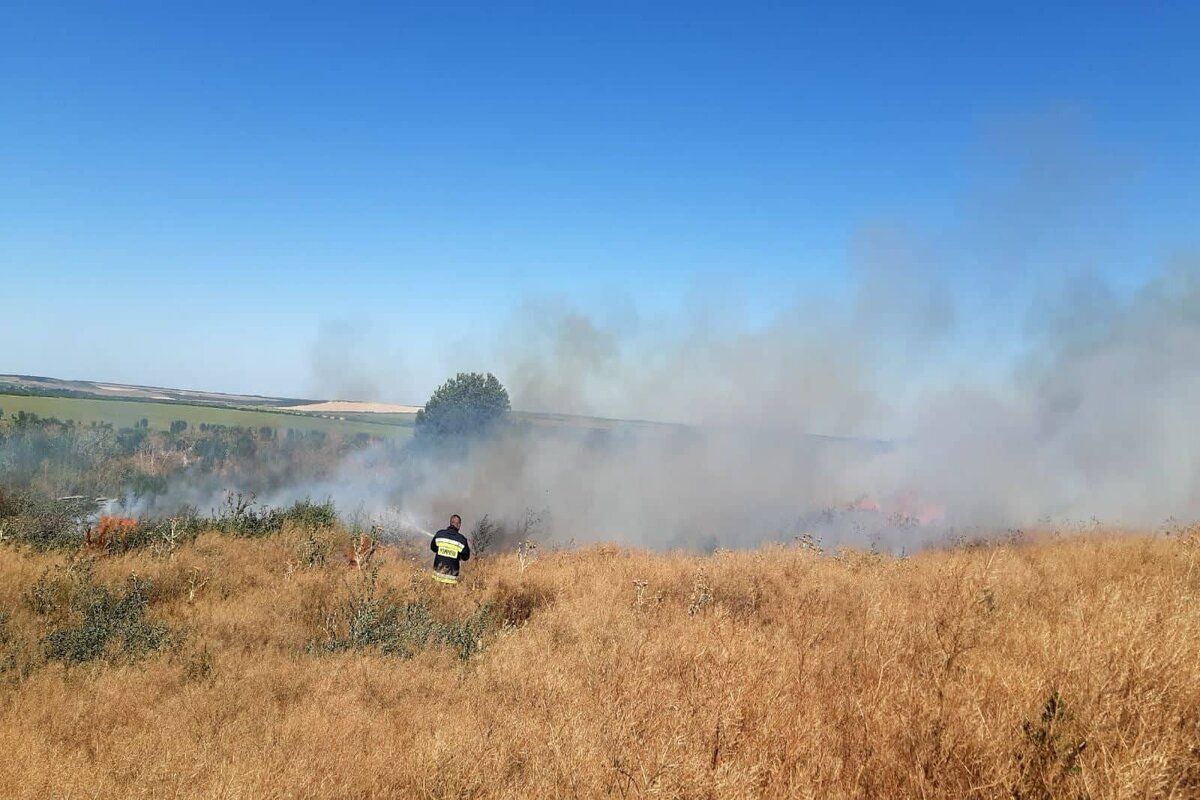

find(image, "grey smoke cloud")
[389,119,1198,546]
[306,320,419,405]
[137,256,1200,553]
[871,262,1200,527]
[387,255,1197,550]
[308,321,382,401]
[118,119,1200,550]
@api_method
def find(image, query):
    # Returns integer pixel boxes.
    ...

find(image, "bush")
[294,528,330,568]
[0,486,339,555]
[469,507,545,555]
[212,492,285,537]
[283,498,338,529]
[212,495,337,538]
[28,560,171,665]
[0,490,90,550]
[314,570,494,660]
[470,514,497,556]
[108,509,204,554]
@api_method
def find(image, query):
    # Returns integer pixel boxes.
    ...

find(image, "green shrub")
[283,498,337,529]
[314,570,494,660]
[212,492,285,537]
[0,490,89,550]
[0,485,339,555]
[106,508,204,554]
[28,560,171,665]
[212,495,338,538]
[295,528,330,568]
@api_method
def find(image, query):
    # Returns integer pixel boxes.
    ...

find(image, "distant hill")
[0,374,315,408]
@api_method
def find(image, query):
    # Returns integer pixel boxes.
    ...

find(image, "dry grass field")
[0,526,1197,799]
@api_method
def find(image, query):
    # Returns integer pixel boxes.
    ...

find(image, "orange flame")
[85,515,138,549]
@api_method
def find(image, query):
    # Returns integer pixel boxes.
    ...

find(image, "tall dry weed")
[0,531,1194,798]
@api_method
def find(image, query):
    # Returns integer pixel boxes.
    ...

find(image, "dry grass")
[0,526,1197,799]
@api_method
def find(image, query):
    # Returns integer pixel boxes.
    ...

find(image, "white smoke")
[120,118,1200,551]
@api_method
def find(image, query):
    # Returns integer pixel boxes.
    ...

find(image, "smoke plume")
[365,122,1199,550]
[93,120,1200,551]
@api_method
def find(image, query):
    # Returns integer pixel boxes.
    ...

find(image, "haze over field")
[3,4,1199,549]
[287,256,1200,551]
[219,123,1200,547]
[6,148,1200,551]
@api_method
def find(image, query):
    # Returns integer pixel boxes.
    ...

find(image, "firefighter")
[430,514,471,584]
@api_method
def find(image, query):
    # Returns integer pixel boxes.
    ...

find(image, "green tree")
[415,372,510,441]
[169,420,188,435]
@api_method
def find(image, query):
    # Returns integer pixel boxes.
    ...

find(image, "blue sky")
[2,2,1197,404]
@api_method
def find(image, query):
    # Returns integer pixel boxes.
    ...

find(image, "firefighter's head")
[449,514,461,530]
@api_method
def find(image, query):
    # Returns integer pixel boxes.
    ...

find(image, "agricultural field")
[0,526,1195,798]
[0,375,693,442]
[0,393,414,439]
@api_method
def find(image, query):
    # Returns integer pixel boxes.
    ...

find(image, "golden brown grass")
[0,527,1197,799]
